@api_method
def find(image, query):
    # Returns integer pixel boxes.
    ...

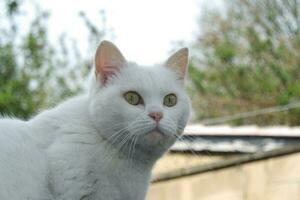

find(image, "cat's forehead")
[114,64,182,93]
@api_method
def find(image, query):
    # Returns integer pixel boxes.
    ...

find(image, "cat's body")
[0,41,190,200]
[0,96,150,200]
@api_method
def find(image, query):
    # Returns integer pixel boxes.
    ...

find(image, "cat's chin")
[135,128,176,158]
[142,126,175,147]
[145,130,164,144]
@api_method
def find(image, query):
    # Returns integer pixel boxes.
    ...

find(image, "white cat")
[0,41,190,200]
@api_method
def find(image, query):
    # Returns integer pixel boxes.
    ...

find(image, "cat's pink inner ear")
[95,41,127,84]
[165,48,189,80]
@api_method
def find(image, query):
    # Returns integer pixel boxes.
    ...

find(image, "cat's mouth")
[149,127,164,135]
[145,127,164,142]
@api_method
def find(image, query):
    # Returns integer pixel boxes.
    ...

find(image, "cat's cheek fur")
[89,86,143,141]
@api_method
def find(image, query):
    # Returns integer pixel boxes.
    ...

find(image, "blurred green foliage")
[190,0,300,125]
[0,0,105,119]
[2,0,300,126]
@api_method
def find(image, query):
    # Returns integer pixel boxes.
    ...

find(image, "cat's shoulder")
[0,116,26,129]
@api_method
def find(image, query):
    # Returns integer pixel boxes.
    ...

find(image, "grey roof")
[183,124,300,137]
[170,125,300,153]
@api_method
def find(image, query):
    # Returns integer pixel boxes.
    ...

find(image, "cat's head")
[89,41,190,160]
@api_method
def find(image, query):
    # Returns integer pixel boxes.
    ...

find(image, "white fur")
[0,63,190,200]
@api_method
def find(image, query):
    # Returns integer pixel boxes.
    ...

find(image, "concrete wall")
[146,152,300,200]
[152,153,226,175]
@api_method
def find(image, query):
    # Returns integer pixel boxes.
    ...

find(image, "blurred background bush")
[0,0,105,118]
[190,0,300,125]
[1,0,300,125]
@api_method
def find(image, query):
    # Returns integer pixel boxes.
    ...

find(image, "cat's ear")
[165,48,189,80]
[95,40,127,84]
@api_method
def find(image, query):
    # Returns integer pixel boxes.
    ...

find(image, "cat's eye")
[124,91,143,105]
[163,93,177,107]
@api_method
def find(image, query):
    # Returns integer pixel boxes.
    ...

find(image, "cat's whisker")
[105,118,146,144]
[173,135,202,158]
[106,127,129,144]
[166,116,187,131]
[134,136,139,164]
[101,116,147,135]
[128,135,138,167]
[128,135,135,159]
[131,135,138,163]
[116,132,135,153]
[103,133,132,164]
[129,123,153,135]
[161,119,202,158]
[100,122,127,132]
[161,120,178,134]
[105,119,149,162]
[107,119,155,162]
[101,125,133,163]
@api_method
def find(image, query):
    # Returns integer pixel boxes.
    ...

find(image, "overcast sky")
[23,0,220,65]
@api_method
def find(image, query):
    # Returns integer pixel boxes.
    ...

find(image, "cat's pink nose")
[149,112,163,123]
